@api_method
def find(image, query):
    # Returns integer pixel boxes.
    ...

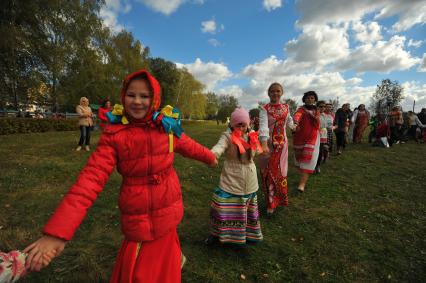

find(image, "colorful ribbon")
[106,104,129,124]
[230,129,262,154]
[153,105,183,152]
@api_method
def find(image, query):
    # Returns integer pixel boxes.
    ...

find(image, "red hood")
[120,69,161,122]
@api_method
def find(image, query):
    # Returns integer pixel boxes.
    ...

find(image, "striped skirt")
[327,128,334,151]
[210,187,263,244]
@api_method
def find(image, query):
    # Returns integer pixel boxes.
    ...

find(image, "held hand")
[260,143,270,155]
[210,157,218,167]
[24,235,66,272]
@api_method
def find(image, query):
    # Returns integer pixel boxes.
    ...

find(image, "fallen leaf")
[320,272,326,277]
[240,274,246,280]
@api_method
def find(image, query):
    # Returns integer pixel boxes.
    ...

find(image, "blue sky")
[101,0,426,111]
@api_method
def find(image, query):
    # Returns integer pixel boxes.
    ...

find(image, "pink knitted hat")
[230,108,250,127]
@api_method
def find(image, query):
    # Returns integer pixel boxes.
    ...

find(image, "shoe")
[76,146,82,151]
[337,150,342,155]
[181,253,187,269]
[204,235,219,246]
[315,167,321,174]
[266,208,275,218]
[297,186,305,193]
[85,145,90,151]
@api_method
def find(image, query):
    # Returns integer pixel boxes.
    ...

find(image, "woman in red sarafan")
[258,83,296,216]
[292,91,321,193]
[24,69,218,283]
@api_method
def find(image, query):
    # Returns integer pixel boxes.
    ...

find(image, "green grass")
[0,121,425,282]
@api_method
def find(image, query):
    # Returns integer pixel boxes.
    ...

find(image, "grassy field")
[0,121,425,282]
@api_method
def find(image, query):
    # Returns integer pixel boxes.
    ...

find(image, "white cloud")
[285,24,350,65]
[100,0,132,33]
[263,0,282,11]
[176,58,232,90]
[216,85,244,98]
[374,1,426,32]
[337,35,421,73]
[353,21,382,43]
[238,55,375,109]
[296,0,426,32]
[201,20,224,34]
[201,20,217,33]
[408,39,424,48]
[418,53,426,72]
[400,81,426,112]
[208,38,221,47]
[138,0,183,15]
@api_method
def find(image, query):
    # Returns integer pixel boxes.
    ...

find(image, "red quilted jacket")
[43,123,215,242]
[44,69,215,242]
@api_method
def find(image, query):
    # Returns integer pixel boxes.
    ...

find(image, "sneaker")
[76,146,82,151]
[204,235,219,246]
[85,145,90,151]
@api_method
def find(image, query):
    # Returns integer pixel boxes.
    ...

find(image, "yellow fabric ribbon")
[111,104,129,124]
[159,105,179,152]
[160,105,180,119]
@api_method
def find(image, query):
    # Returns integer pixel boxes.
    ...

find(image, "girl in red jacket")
[24,69,218,283]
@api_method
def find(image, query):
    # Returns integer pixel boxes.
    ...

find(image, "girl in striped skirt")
[206,108,263,245]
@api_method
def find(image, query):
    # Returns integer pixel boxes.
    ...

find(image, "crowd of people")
[1,69,424,283]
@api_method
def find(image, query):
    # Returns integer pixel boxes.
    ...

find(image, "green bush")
[0,118,79,135]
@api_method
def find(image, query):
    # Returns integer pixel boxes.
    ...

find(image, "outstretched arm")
[24,133,117,271]
[211,132,229,160]
[174,133,217,166]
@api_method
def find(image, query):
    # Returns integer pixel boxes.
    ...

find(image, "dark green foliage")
[216,95,239,123]
[370,79,404,115]
[0,118,78,134]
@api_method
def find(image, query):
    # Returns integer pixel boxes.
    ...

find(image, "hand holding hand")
[210,157,218,167]
[260,143,270,155]
[24,235,66,272]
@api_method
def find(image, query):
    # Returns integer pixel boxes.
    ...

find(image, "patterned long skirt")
[327,128,334,152]
[210,188,263,244]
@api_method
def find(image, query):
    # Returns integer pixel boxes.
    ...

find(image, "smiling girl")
[24,69,217,283]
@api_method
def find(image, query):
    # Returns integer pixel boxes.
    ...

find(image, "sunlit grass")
[0,122,425,282]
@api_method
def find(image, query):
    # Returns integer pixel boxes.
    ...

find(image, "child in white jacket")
[206,108,263,245]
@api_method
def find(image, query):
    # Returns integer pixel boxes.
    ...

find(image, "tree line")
[0,0,238,120]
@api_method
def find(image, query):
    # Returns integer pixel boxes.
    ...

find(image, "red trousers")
[110,229,181,283]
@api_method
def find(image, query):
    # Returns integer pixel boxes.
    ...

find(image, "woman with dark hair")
[292,91,320,192]
[333,103,351,154]
[97,98,112,130]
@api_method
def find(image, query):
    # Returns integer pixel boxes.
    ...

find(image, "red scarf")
[230,129,262,154]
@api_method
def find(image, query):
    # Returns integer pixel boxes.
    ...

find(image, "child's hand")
[23,235,66,272]
[260,142,269,155]
[210,157,218,167]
